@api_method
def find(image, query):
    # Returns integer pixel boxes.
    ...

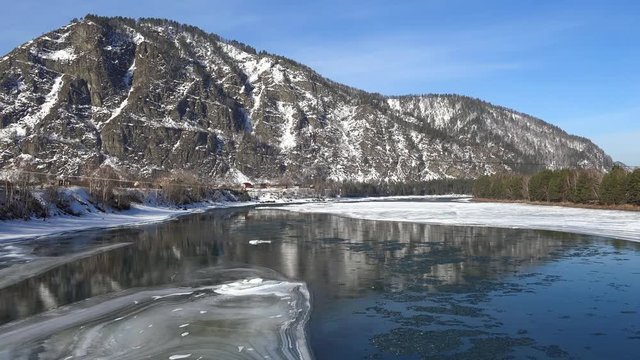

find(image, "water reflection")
[0,209,583,322]
[0,207,638,359]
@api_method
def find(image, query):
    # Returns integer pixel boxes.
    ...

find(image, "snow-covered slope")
[387,96,610,172]
[0,16,613,183]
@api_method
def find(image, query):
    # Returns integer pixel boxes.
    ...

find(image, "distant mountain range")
[0,15,613,183]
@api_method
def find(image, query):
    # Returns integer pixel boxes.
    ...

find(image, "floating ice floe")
[249,240,272,245]
[0,273,312,359]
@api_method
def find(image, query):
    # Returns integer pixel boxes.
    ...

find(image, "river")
[0,202,638,359]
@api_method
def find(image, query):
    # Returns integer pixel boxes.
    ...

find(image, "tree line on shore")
[322,179,474,198]
[473,166,640,206]
[3,163,639,220]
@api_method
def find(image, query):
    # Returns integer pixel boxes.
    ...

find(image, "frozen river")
[274,198,640,242]
[0,199,638,359]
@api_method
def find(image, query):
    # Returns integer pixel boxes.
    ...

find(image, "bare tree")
[89,166,120,208]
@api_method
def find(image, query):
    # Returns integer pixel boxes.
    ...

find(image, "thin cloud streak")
[282,17,577,94]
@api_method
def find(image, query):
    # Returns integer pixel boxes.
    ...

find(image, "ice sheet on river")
[0,269,312,360]
[273,200,640,242]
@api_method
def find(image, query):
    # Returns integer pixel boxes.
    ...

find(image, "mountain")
[0,15,613,184]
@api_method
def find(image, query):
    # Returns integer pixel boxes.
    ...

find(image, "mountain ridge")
[0,15,613,184]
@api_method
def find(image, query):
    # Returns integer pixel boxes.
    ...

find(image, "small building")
[242,182,254,189]
[57,176,69,186]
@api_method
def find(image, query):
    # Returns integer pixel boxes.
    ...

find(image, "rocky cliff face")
[0,16,613,183]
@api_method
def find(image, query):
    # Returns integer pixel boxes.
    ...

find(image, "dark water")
[0,205,639,359]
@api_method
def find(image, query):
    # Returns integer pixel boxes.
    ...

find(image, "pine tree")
[599,166,627,205]
[473,176,492,198]
[529,170,553,202]
[626,169,640,205]
[506,175,525,200]
[548,170,571,202]
[572,171,599,203]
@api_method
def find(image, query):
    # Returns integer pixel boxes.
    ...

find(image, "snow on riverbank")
[273,200,640,242]
[0,202,253,243]
[7,192,637,244]
[0,182,324,243]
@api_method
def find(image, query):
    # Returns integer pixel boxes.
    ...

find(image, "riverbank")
[472,198,640,212]
[0,185,330,242]
[6,193,640,244]
[0,185,256,242]
[0,200,254,242]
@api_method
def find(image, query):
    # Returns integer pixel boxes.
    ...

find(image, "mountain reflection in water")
[0,206,638,359]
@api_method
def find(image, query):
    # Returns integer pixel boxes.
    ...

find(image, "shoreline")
[472,198,640,212]
[270,200,640,243]
[0,195,328,243]
[4,194,640,245]
[0,201,256,243]
[0,195,459,243]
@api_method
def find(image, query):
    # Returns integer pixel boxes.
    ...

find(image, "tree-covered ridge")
[473,166,640,206]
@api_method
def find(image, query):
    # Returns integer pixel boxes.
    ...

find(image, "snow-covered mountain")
[0,16,613,183]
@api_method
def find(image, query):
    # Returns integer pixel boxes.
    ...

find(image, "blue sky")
[2,0,638,165]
